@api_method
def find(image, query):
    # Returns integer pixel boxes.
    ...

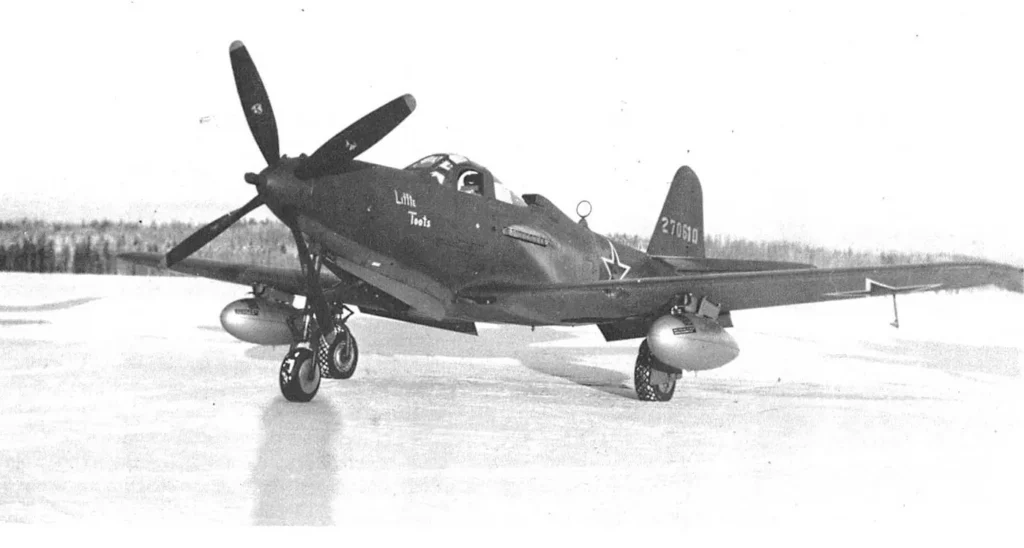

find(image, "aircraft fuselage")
[259,157,670,325]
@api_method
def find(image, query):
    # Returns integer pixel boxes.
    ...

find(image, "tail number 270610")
[661,217,699,244]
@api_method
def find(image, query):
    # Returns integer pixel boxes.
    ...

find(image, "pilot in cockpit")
[459,171,483,196]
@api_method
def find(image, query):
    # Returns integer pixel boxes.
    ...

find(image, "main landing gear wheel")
[280,347,320,402]
[316,324,359,379]
[634,340,676,402]
[327,329,358,379]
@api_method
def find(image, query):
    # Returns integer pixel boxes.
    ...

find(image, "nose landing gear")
[279,305,360,402]
[278,232,359,402]
[317,307,359,380]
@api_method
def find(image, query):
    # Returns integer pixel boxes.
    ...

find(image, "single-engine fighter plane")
[121,41,1024,403]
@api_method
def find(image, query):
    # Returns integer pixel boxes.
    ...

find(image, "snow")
[0,273,1020,537]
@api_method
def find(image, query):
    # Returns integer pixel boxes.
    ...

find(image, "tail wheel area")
[280,347,320,402]
[634,340,676,402]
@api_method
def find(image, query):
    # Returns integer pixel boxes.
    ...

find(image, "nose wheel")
[280,347,320,402]
[317,318,359,380]
[280,321,359,402]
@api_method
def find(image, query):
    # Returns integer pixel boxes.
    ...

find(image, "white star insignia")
[601,241,631,280]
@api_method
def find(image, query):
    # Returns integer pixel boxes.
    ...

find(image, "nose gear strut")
[289,222,334,337]
[278,220,359,399]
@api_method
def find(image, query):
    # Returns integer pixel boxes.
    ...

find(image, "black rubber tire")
[634,340,676,402]
[279,347,320,402]
[326,331,358,380]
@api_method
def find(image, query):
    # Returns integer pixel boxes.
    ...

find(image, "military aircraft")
[121,41,1023,403]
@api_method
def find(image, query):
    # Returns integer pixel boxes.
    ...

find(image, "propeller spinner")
[164,41,416,271]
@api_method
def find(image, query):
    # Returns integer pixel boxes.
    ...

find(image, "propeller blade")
[165,195,264,268]
[295,94,416,180]
[229,41,280,166]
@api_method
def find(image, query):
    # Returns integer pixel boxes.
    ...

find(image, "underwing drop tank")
[219,298,301,345]
[646,313,739,371]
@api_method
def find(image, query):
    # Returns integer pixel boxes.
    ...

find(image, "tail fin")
[647,166,705,258]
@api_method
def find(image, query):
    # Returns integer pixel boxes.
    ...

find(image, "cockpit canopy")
[405,153,526,206]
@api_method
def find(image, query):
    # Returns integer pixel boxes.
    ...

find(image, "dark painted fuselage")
[258,155,673,325]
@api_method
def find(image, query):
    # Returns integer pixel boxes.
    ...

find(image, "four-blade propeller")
[164,41,415,269]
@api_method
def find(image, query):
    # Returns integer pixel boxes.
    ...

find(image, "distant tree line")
[0,219,980,276]
[0,218,295,275]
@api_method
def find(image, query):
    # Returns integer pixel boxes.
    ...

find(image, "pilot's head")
[461,172,483,194]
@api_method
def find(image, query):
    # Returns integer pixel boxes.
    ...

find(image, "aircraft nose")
[259,167,310,210]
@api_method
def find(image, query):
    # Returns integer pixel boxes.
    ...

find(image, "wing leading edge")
[119,252,310,294]
[117,252,477,335]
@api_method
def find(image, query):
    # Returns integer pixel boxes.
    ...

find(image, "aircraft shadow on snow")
[0,319,49,326]
[0,297,101,326]
[242,321,638,399]
[250,398,340,525]
[0,297,100,312]
[229,318,1017,403]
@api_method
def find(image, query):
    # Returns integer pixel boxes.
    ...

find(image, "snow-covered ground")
[0,273,1020,536]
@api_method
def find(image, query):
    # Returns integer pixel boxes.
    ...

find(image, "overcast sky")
[1,1,1021,264]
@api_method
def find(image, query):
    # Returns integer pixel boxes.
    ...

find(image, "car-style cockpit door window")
[406,154,523,205]
[457,170,484,196]
[493,178,527,207]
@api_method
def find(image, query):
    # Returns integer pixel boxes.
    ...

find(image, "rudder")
[647,166,704,258]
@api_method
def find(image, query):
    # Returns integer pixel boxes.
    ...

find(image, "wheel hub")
[298,356,318,393]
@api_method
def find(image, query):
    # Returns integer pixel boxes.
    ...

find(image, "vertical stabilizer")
[647,166,705,258]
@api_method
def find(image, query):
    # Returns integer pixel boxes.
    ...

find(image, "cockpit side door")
[451,165,494,200]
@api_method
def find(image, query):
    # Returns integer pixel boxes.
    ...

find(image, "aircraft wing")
[117,252,477,334]
[120,252,311,294]
[457,261,1022,335]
